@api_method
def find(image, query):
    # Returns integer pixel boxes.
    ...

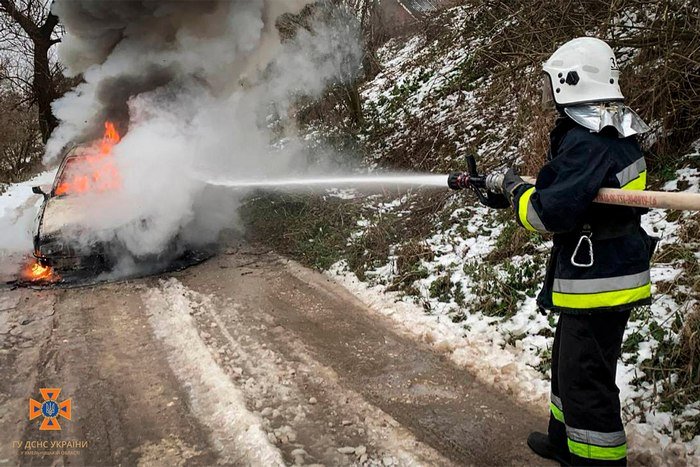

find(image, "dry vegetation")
[0,84,43,186]
[466,0,700,174]
[0,0,697,437]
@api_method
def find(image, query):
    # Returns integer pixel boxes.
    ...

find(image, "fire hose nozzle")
[448,172,470,190]
[485,172,505,194]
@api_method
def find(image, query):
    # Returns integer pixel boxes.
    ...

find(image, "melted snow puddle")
[144,279,284,466]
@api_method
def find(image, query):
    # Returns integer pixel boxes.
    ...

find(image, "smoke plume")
[43,0,361,264]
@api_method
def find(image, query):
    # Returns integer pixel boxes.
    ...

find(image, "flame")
[55,121,122,196]
[100,121,121,154]
[22,261,58,283]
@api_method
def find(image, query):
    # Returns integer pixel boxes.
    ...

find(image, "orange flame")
[100,121,121,154]
[22,261,58,283]
[55,121,122,196]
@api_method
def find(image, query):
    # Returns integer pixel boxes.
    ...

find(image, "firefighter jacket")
[511,116,655,314]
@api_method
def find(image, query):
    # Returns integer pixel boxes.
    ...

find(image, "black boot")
[527,432,571,466]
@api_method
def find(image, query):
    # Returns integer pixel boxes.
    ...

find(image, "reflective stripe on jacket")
[512,117,654,314]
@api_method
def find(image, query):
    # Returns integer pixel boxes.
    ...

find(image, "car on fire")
[31,144,124,271]
[30,125,210,279]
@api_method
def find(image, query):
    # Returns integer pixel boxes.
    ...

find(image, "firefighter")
[486,38,656,465]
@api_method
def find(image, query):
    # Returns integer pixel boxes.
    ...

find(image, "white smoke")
[42,0,362,265]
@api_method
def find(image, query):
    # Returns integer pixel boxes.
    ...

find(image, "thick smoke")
[43,0,362,264]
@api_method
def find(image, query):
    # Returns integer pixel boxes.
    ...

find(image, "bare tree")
[0,0,62,143]
[0,82,43,183]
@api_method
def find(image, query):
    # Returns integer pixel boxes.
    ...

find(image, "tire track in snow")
[144,279,284,466]
[166,275,453,466]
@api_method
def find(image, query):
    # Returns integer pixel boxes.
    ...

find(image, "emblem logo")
[610,56,620,71]
[29,388,72,431]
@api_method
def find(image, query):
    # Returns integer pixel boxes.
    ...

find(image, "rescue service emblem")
[610,56,619,70]
[29,388,72,430]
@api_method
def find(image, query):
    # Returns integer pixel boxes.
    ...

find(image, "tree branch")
[39,10,58,36]
[0,0,39,37]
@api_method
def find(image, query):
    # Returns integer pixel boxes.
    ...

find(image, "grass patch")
[464,256,544,318]
[486,213,546,263]
[638,304,700,440]
[242,190,446,284]
[388,240,432,292]
[429,275,453,302]
[533,346,552,376]
[240,192,361,270]
[346,216,399,281]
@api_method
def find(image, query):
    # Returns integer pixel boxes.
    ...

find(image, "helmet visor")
[541,73,555,109]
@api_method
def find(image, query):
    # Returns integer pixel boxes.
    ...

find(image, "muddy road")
[0,244,549,466]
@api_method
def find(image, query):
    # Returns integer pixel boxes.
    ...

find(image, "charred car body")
[31,125,214,277]
[31,122,151,273]
[32,144,128,271]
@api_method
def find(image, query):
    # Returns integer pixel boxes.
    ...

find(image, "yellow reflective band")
[549,402,565,423]
[568,439,627,461]
[518,187,537,232]
[621,170,646,191]
[552,283,651,309]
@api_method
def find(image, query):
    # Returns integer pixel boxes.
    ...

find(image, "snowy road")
[0,244,548,466]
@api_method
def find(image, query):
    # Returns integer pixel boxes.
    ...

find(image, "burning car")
[27,121,212,282]
[30,122,126,273]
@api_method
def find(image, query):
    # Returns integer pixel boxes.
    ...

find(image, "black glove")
[448,171,510,209]
[482,191,510,209]
[482,172,510,208]
[502,168,527,203]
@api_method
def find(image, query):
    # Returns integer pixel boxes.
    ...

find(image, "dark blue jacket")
[512,117,655,313]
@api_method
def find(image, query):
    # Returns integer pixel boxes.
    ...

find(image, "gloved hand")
[448,170,510,208]
[502,168,527,203]
[479,171,509,209]
[481,191,510,209]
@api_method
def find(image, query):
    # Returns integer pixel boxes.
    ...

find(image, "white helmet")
[543,37,624,106]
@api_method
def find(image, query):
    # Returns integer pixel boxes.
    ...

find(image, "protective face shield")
[542,37,624,106]
[541,74,555,110]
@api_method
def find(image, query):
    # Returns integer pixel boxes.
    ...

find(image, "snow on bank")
[328,261,549,405]
[0,171,56,277]
[144,278,284,466]
[329,262,699,464]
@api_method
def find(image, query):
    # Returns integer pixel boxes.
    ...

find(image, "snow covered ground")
[144,279,286,466]
[0,170,56,277]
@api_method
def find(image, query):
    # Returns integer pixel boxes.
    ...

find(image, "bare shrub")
[617,1,700,168]
[0,86,43,185]
[471,0,700,171]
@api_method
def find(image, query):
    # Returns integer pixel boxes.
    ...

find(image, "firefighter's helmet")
[543,37,624,106]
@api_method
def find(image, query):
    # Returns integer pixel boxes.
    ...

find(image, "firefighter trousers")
[548,310,631,466]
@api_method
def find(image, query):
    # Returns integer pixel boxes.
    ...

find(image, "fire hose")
[448,156,700,211]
